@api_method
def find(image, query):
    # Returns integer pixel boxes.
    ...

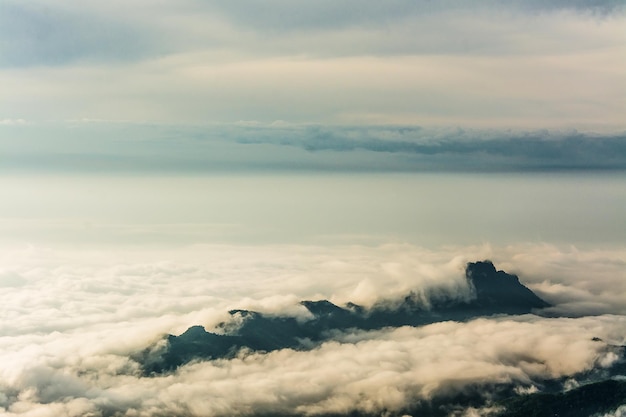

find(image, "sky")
[1,2,626,416]
[1,0,625,175]
[1,0,625,129]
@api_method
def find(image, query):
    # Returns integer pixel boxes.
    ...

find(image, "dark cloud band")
[2,123,625,173]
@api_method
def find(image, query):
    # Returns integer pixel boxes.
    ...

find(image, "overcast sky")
[1,0,625,129]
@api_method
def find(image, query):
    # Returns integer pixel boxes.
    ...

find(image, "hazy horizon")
[0,172,624,248]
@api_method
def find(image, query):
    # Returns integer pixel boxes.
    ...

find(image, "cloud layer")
[1,123,625,173]
[0,243,624,415]
[1,0,624,127]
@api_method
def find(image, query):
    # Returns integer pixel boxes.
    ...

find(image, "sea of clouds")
[0,242,624,416]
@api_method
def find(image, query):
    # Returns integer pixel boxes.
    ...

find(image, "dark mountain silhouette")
[252,378,626,417]
[466,260,550,314]
[496,378,626,417]
[140,261,550,374]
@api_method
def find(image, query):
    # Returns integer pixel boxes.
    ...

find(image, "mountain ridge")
[140,260,551,374]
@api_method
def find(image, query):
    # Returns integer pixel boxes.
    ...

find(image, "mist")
[0,173,624,247]
[0,238,623,415]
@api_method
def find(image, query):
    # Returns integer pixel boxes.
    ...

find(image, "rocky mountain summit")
[141,261,550,373]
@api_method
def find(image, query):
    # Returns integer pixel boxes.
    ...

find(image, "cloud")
[237,125,626,171]
[1,123,624,173]
[193,0,625,36]
[0,122,626,173]
[0,270,27,288]
[0,1,624,126]
[493,245,626,316]
[0,119,27,126]
[0,243,624,414]
[0,2,163,68]
[1,316,624,416]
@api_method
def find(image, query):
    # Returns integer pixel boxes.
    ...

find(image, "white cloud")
[0,315,623,416]
[0,243,623,415]
[0,119,26,126]
[493,245,626,315]
[602,405,626,417]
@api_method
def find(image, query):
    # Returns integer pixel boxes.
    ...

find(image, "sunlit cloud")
[0,243,623,415]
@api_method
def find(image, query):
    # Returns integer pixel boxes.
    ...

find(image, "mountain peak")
[466,260,550,314]
[301,300,346,316]
[141,261,551,373]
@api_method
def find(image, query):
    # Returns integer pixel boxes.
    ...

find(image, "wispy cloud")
[0,119,27,126]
